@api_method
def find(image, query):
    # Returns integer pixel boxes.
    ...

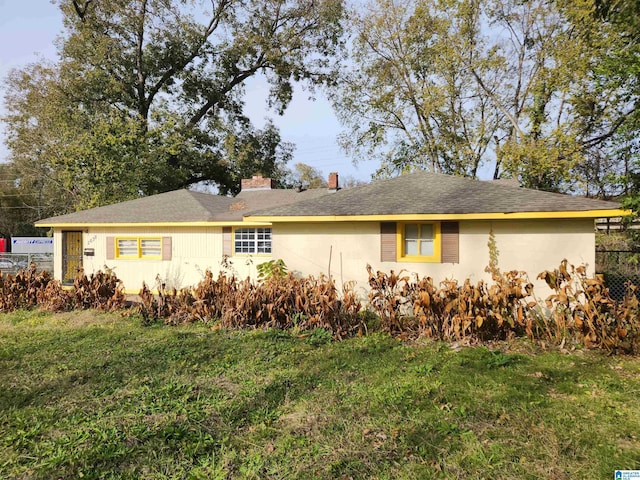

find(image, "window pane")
[405,239,418,255]
[420,240,434,256]
[141,239,161,257]
[118,239,138,256]
[235,228,255,253]
[235,239,252,253]
[420,224,433,240]
[236,228,252,240]
[258,228,272,253]
[405,224,419,240]
[257,241,271,253]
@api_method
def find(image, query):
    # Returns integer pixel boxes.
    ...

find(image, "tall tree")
[332,0,640,195]
[2,0,343,215]
[0,164,43,238]
[286,162,328,188]
[333,0,499,178]
[592,0,640,210]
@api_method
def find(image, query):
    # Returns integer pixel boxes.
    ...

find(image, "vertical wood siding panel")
[441,222,459,263]
[223,227,232,256]
[380,222,397,262]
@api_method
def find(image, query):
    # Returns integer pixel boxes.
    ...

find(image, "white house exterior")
[35,171,626,295]
[267,218,596,296]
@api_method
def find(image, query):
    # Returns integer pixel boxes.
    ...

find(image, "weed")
[256,259,288,281]
[305,328,333,346]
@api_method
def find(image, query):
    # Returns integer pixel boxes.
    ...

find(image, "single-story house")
[35,171,627,296]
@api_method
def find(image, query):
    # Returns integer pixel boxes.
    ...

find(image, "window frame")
[114,237,162,260]
[232,227,272,256]
[396,222,441,262]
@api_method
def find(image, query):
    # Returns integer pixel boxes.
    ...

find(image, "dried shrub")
[117,258,640,353]
[366,268,412,334]
[538,260,640,353]
[366,264,533,340]
[137,281,158,325]
[136,275,193,325]
[366,260,640,353]
[36,280,73,312]
[72,268,126,311]
[3,255,635,354]
[141,270,363,339]
[0,264,57,312]
[190,270,238,322]
[215,272,363,338]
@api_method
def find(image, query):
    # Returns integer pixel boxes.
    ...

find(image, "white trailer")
[11,237,54,254]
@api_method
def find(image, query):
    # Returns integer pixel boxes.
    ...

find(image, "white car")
[0,258,15,269]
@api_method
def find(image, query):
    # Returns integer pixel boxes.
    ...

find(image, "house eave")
[35,220,273,228]
[245,209,631,223]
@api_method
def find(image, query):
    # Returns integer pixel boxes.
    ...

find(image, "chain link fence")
[0,253,54,277]
[596,250,640,301]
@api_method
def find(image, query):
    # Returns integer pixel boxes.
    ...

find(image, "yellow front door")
[62,231,83,284]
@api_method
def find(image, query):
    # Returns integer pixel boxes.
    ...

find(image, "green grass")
[1,311,640,479]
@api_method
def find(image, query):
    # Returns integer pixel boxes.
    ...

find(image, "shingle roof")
[35,172,624,226]
[215,188,330,221]
[35,188,330,225]
[246,171,622,217]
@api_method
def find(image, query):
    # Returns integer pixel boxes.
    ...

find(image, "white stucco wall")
[52,218,595,297]
[271,219,596,299]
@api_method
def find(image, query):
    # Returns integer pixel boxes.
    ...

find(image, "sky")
[0,0,378,184]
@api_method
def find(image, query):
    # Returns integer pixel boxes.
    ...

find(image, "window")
[115,237,162,259]
[397,222,441,262]
[404,223,434,256]
[234,228,272,254]
[381,222,458,263]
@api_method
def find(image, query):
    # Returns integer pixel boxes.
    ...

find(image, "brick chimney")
[328,172,339,191]
[241,175,275,191]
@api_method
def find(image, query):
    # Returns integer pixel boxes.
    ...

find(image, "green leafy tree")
[2,0,343,214]
[0,164,44,238]
[593,0,640,210]
[332,0,499,178]
[286,162,327,189]
[332,0,640,195]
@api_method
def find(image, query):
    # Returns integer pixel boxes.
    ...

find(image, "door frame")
[62,230,83,285]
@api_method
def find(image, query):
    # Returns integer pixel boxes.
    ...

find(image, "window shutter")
[441,222,459,263]
[223,227,232,256]
[162,237,172,260]
[380,222,397,262]
[106,237,114,260]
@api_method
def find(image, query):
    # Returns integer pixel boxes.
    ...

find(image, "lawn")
[1,310,639,479]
